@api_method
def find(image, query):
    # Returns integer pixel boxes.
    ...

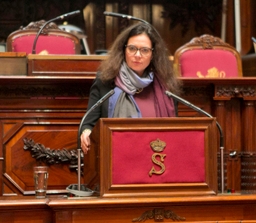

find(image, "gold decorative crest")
[150,138,166,152]
[197,67,226,78]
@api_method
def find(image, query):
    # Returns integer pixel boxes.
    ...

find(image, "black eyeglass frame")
[125,45,154,56]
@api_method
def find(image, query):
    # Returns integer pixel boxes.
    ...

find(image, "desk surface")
[1,194,256,222]
[0,193,255,206]
[27,54,108,60]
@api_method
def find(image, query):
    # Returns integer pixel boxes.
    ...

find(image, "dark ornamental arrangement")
[23,138,83,173]
[132,208,185,222]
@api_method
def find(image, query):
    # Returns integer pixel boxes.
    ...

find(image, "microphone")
[104,11,150,25]
[77,89,115,146]
[57,10,81,20]
[32,10,81,54]
[165,90,225,194]
[103,11,163,41]
[67,89,115,197]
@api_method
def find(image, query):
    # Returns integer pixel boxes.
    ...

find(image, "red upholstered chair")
[173,34,243,78]
[6,20,81,55]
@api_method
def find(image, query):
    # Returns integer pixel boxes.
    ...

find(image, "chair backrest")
[173,34,243,78]
[6,20,81,55]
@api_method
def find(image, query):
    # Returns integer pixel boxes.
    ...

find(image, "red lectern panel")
[112,130,205,184]
[85,117,218,198]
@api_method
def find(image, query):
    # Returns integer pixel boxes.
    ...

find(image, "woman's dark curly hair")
[98,22,181,94]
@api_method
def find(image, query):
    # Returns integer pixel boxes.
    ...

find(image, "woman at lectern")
[80,22,181,154]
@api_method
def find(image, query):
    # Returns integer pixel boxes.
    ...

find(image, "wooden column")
[241,100,256,193]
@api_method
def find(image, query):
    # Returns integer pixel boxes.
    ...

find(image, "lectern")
[84,117,218,198]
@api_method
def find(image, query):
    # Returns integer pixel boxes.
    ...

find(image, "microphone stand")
[67,89,115,197]
[103,11,150,25]
[32,10,80,54]
[165,91,225,194]
[103,11,162,39]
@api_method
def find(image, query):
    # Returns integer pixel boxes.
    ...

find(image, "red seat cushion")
[180,49,239,77]
[11,34,76,54]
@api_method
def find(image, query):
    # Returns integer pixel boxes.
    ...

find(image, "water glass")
[33,166,49,198]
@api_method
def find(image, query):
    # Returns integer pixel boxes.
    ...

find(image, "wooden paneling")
[0,57,255,221]
[3,121,80,195]
[0,195,256,222]
[27,54,107,76]
[0,75,92,196]
[0,197,51,223]
[180,78,256,193]
[13,195,256,222]
[0,74,256,195]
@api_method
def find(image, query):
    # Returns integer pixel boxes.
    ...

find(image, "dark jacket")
[80,77,178,133]
[80,77,114,132]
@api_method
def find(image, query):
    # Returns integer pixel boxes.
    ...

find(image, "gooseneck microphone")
[103,11,162,41]
[77,89,115,148]
[103,11,150,24]
[31,10,81,54]
[67,89,115,197]
[165,90,225,194]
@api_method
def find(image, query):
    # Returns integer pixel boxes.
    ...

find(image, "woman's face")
[125,33,153,77]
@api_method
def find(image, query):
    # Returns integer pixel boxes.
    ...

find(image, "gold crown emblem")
[150,138,166,152]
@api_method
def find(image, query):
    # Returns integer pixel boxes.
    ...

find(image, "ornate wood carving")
[132,208,185,222]
[23,138,83,173]
[20,20,61,34]
[216,85,256,98]
[186,34,230,49]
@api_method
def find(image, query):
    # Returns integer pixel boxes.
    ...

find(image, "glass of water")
[33,166,49,198]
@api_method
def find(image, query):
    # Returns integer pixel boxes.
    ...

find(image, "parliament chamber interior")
[0,0,256,222]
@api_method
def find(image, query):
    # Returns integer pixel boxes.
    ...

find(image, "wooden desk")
[0,196,51,223]
[0,52,27,75]
[27,54,107,76]
[0,76,255,197]
[50,195,256,222]
[0,195,256,222]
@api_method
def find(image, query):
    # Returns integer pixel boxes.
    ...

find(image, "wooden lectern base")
[85,117,218,198]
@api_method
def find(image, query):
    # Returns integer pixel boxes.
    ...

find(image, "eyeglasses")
[125,45,153,56]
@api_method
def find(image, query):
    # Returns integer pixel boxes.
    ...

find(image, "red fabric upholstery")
[180,49,239,77]
[112,130,205,184]
[11,34,76,54]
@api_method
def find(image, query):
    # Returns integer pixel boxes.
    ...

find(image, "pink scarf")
[152,75,175,117]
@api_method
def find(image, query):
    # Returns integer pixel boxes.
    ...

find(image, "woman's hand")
[80,129,91,154]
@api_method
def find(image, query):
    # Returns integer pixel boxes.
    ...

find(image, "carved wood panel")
[180,80,256,193]
[0,79,90,196]
[2,120,82,196]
